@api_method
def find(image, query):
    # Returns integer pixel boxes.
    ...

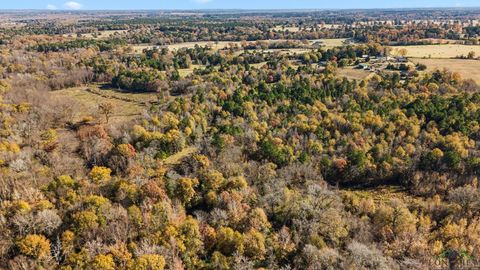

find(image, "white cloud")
[192,0,212,4]
[64,1,83,10]
[46,4,57,10]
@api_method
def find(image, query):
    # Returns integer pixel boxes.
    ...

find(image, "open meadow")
[51,85,154,124]
[391,44,480,58]
[132,38,349,53]
[133,41,243,53]
[337,67,373,81]
[310,38,349,48]
[411,58,480,84]
[177,64,205,77]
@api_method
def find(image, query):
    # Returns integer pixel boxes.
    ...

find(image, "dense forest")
[2,9,480,47]
[0,9,479,270]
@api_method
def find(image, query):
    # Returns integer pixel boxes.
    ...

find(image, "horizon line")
[1,7,480,12]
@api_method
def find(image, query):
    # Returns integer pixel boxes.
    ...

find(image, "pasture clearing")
[390,44,480,58]
[51,85,156,124]
[337,67,372,81]
[178,64,205,77]
[132,38,350,53]
[132,41,241,53]
[411,58,480,84]
[310,38,349,48]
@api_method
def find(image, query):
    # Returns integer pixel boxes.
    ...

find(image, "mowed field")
[390,44,480,58]
[337,67,373,81]
[311,38,349,48]
[132,38,349,53]
[411,58,480,84]
[133,41,241,53]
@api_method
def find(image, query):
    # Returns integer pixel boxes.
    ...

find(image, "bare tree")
[98,101,114,124]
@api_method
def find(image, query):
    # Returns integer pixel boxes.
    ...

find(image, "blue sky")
[1,0,479,10]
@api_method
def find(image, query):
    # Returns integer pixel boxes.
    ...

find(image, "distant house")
[357,63,370,70]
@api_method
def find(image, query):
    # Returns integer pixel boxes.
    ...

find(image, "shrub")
[216,227,244,256]
[73,210,99,232]
[93,254,116,270]
[89,166,112,183]
[132,254,166,270]
[17,234,51,259]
